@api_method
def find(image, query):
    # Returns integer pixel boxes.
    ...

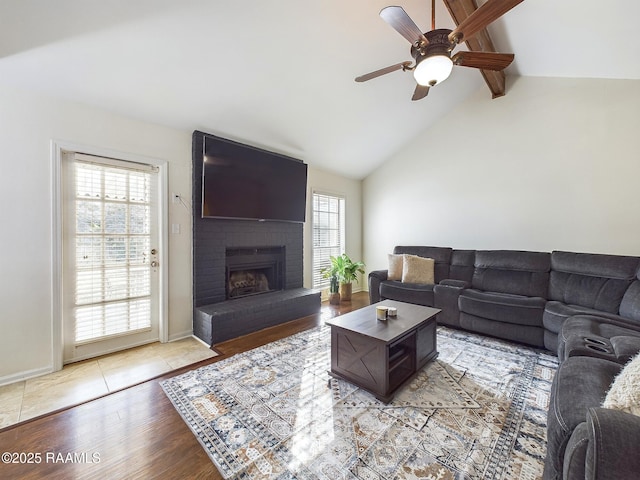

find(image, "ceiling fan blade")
[452,51,514,70]
[380,6,428,46]
[355,61,412,82]
[448,0,524,44]
[411,84,430,101]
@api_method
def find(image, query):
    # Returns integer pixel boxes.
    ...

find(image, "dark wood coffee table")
[325,300,440,403]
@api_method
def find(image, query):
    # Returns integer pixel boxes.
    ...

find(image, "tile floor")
[0,337,217,429]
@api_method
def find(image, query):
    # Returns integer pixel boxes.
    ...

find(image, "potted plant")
[328,274,341,305]
[324,253,365,302]
[321,261,341,305]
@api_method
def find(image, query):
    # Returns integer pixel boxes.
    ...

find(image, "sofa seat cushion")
[459,313,545,347]
[379,280,434,307]
[546,356,622,478]
[458,289,546,326]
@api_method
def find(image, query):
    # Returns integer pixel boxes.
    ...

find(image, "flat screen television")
[201,134,307,223]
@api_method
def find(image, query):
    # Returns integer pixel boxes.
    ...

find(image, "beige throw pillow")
[401,254,435,285]
[602,352,640,416]
[388,254,404,281]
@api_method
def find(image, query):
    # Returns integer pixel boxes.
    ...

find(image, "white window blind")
[73,158,153,344]
[312,192,345,289]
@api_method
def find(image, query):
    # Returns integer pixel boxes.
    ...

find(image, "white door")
[62,152,161,363]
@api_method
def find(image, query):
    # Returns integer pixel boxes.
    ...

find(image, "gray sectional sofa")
[368,246,640,480]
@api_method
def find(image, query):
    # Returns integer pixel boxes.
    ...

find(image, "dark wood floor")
[0,292,369,480]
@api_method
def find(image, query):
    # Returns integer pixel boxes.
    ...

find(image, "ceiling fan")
[356,0,523,100]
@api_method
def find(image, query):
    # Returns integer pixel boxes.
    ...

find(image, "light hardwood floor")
[0,292,369,479]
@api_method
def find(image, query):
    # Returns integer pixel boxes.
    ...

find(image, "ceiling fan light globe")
[413,55,453,86]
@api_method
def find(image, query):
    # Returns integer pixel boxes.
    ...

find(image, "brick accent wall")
[192,131,305,307]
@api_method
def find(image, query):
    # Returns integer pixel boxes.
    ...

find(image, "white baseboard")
[168,329,195,342]
[0,331,202,387]
[166,330,210,348]
[0,365,55,387]
[190,335,211,348]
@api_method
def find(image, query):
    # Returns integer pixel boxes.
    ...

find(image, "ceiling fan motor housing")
[411,29,454,60]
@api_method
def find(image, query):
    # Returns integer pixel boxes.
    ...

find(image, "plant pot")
[339,282,352,302]
[329,292,341,305]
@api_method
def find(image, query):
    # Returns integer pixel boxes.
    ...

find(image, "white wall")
[362,77,640,275]
[304,167,363,292]
[0,84,193,383]
[0,84,363,383]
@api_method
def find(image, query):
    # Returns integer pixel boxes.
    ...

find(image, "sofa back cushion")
[549,251,640,314]
[450,249,475,283]
[393,246,452,283]
[401,254,435,284]
[472,250,550,298]
[620,269,640,321]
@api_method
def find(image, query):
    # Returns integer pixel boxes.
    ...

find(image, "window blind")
[73,159,153,344]
[311,192,345,289]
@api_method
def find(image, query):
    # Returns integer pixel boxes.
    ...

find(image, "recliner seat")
[458,250,550,348]
[543,251,640,352]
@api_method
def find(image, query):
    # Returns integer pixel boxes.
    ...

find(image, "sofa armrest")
[585,407,640,480]
[434,281,468,328]
[368,270,388,304]
[563,421,589,480]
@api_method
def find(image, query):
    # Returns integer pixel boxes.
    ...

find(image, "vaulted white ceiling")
[1,0,638,178]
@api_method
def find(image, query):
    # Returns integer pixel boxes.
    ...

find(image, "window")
[312,191,345,289]
[68,155,157,344]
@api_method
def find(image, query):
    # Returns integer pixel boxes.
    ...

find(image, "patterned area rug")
[161,325,558,479]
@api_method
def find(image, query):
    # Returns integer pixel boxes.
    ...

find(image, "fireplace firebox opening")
[225,246,285,300]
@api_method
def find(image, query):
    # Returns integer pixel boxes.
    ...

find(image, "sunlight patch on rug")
[161,325,558,479]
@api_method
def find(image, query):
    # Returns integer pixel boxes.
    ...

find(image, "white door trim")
[50,139,169,372]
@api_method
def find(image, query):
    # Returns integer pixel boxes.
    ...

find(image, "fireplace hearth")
[226,246,284,300]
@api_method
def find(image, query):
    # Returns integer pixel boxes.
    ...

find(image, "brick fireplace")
[191,130,320,345]
[192,218,304,307]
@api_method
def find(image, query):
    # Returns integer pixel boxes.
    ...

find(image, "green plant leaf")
[320,253,366,285]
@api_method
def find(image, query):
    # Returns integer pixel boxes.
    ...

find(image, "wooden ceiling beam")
[443,0,507,98]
